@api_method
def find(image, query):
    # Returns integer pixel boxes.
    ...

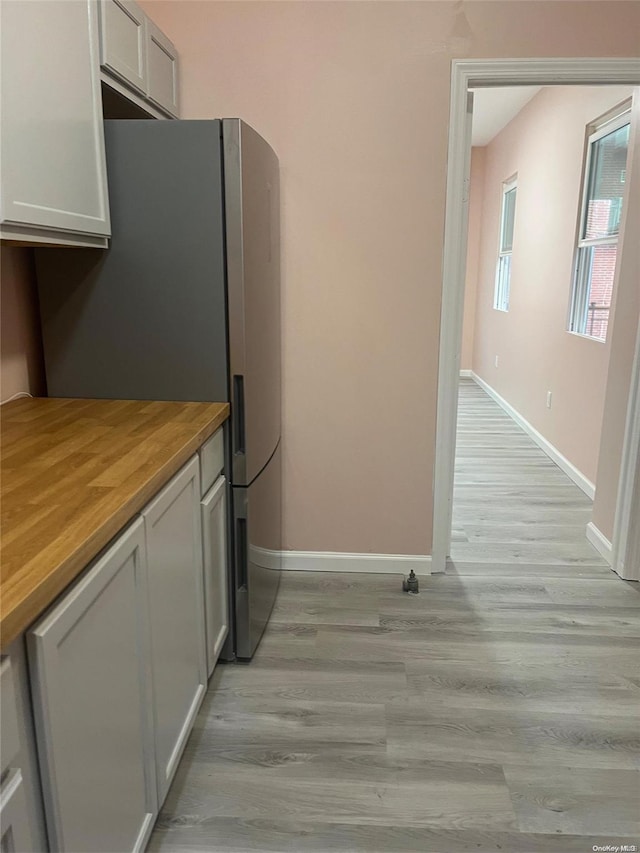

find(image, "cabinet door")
[0,0,110,243]
[99,0,147,94]
[146,18,179,117]
[202,475,229,677]
[143,456,206,805]
[1,642,48,853]
[0,770,34,853]
[0,659,20,776]
[28,519,156,853]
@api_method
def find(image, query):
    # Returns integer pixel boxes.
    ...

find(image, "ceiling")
[471,86,542,146]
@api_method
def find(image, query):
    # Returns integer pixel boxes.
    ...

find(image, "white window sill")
[566,329,607,344]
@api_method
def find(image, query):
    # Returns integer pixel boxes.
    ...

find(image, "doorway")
[432,59,640,580]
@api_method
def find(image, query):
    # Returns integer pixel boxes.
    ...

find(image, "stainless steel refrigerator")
[35,119,281,660]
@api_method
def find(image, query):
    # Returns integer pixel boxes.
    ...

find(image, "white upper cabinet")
[146,18,179,117]
[0,0,111,247]
[99,0,147,94]
[99,0,180,118]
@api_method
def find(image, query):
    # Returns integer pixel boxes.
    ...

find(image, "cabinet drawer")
[0,658,20,777]
[199,428,224,497]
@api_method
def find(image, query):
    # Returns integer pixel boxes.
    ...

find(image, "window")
[569,106,631,342]
[494,177,517,311]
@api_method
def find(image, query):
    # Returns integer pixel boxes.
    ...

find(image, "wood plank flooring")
[148,379,639,852]
[451,379,602,566]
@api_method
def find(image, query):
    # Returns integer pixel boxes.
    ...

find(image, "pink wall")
[471,85,633,486]
[136,0,640,555]
[461,147,485,371]
[0,247,45,402]
[592,89,640,542]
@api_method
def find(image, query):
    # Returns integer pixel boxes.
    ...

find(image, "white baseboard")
[470,372,595,500]
[459,369,473,377]
[282,551,432,574]
[251,545,431,575]
[586,521,613,565]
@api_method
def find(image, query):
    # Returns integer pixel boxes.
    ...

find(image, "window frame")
[568,103,631,342]
[493,175,517,313]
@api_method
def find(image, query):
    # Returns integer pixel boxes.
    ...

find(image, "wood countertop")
[0,397,229,650]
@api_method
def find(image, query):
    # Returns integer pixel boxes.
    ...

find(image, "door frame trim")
[432,57,640,576]
[612,317,640,581]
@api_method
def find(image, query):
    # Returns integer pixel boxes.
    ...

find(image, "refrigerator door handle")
[232,375,246,456]
[236,517,248,591]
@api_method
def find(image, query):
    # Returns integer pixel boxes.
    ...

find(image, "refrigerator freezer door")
[233,442,281,659]
[224,119,281,486]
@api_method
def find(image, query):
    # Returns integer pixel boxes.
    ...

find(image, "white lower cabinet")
[142,456,207,805]
[28,519,156,853]
[1,655,36,853]
[24,453,217,850]
[0,770,34,853]
[202,475,229,677]
[1,646,48,853]
[1,658,21,774]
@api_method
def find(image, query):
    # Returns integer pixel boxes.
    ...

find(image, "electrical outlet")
[546,391,552,409]
[494,356,499,368]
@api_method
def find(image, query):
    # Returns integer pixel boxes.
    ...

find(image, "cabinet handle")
[233,375,245,455]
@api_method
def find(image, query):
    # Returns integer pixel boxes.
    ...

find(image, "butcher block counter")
[0,397,229,649]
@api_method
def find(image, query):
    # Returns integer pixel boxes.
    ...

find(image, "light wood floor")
[148,379,639,852]
[451,378,605,567]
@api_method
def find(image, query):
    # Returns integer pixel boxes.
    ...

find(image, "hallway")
[148,380,640,852]
[451,378,605,567]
